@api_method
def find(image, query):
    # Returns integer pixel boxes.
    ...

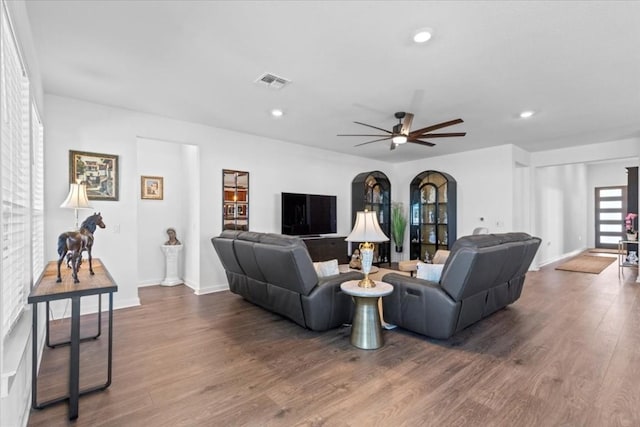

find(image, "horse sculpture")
[56,212,106,283]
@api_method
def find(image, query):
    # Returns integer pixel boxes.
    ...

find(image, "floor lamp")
[346,210,389,288]
[60,181,92,229]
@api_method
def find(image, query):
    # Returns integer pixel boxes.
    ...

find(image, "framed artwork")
[141,176,164,200]
[69,150,119,201]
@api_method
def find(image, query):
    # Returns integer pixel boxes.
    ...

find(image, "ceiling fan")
[338,112,466,150]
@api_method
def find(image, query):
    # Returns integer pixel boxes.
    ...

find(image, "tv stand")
[303,236,348,263]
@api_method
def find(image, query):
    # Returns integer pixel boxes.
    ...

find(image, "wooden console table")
[28,258,117,420]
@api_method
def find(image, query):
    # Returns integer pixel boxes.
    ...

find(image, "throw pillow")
[313,259,340,278]
[416,261,444,282]
[432,250,450,264]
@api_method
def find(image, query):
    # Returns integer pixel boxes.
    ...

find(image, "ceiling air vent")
[255,73,291,89]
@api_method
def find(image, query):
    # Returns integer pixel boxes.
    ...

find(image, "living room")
[2,1,640,426]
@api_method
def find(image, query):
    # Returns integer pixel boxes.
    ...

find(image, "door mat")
[555,255,616,274]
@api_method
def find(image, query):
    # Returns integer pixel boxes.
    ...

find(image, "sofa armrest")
[381,273,460,339]
[381,272,442,297]
[300,271,363,331]
[318,270,363,288]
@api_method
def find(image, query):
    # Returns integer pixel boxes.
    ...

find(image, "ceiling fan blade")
[337,133,391,137]
[417,132,467,138]
[408,139,436,147]
[409,118,464,136]
[354,136,393,147]
[390,142,397,151]
[400,113,414,135]
[353,121,392,134]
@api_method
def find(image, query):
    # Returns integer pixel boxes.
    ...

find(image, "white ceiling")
[25,1,640,163]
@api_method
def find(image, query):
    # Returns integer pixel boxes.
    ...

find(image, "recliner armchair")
[382,233,541,339]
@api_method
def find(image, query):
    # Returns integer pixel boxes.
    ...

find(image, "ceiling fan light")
[392,135,408,144]
[413,28,433,43]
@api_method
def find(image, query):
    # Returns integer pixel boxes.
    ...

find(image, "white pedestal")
[161,244,183,286]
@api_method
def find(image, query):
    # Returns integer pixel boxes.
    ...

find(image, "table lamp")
[346,210,389,288]
[60,180,92,229]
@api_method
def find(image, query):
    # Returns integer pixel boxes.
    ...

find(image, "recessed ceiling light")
[271,109,284,118]
[413,28,433,43]
[519,110,535,119]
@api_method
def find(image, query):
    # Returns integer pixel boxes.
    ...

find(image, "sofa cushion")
[416,262,444,282]
[313,259,340,278]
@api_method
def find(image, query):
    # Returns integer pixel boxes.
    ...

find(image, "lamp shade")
[345,211,389,243]
[60,182,92,209]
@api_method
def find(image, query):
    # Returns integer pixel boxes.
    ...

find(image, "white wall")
[136,137,189,286]
[390,144,516,261]
[534,163,588,265]
[531,138,640,265]
[181,144,200,289]
[43,94,391,299]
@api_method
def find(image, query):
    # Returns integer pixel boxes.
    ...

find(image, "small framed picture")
[69,150,119,201]
[141,176,164,200]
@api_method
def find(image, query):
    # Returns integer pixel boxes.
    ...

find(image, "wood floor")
[28,255,639,427]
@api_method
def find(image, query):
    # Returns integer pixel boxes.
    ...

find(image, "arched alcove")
[409,170,457,261]
[351,171,391,264]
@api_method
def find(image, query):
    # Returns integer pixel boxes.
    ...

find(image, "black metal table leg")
[31,303,38,410]
[46,294,102,348]
[69,296,81,420]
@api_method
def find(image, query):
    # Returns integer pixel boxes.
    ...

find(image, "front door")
[595,186,627,249]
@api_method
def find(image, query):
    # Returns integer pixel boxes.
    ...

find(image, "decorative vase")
[627,232,638,241]
[395,245,403,253]
[627,251,639,264]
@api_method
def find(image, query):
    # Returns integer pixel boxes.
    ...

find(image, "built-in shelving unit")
[409,170,456,261]
[223,169,249,231]
[351,171,391,265]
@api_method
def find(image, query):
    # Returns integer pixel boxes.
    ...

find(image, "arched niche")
[409,170,457,261]
[351,171,391,264]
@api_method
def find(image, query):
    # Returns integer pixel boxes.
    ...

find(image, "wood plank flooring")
[27,255,639,426]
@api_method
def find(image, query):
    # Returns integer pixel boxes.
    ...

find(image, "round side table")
[340,280,393,350]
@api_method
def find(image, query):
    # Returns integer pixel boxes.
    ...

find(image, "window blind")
[1,3,32,336]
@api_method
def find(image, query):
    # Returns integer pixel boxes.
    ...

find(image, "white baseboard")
[537,247,585,268]
[185,281,229,295]
[138,279,163,288]
[49,296,141,319]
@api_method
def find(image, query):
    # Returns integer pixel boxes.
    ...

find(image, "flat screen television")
[281,192,337,236]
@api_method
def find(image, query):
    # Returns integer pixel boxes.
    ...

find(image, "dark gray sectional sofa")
[382,233,541,339]
[211,230,363,331]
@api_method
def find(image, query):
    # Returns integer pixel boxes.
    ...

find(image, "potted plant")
[626,212,638,241]
[391,202,408,252]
